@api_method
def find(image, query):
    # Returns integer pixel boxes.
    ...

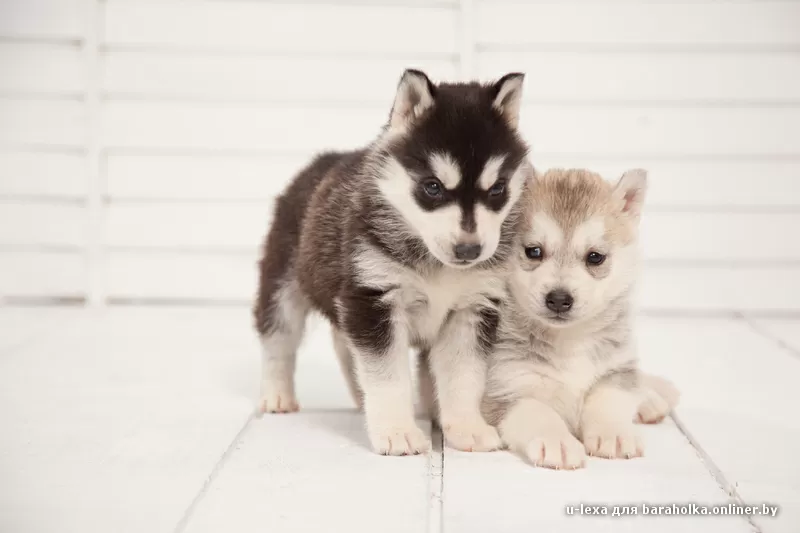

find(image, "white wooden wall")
[1,0,799,311]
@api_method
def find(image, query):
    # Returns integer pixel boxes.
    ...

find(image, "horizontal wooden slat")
[102,52,456,102]
[106,155,800,208]
[0,100,85,147]
[101,102,384,152]
[0,251,85,298]
[106,155,305,201]
[103,1,457,55]
[105,252,800,311]
[477,2,800,47]
[106,252,257,301]
[478,52,800,102]
[105,204,270,251]
[531,158,800,208]
[639,266,800,312]
[0,43,83,95]
[0,0,83,40]
[641,213,800,261]
[0,151,86,198]
[101,102,800,156]
[105,203,797,262]
[0,202,86,248]
[519,106,800,156]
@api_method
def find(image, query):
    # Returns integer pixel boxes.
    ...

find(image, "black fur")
[254,71,529,402]
[476,305,501,355]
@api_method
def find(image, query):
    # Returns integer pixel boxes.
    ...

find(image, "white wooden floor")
[0,307,797,533]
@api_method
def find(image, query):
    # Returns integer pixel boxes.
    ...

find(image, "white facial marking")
[429,152,461,189]
[571,216,606,252]
[474,205,503,255]
[470,161,528,262]
[376,156,416,211]
[531,212,564,250]
[478,155,506,190]
[377,156,529,268]
[376,156,463,266]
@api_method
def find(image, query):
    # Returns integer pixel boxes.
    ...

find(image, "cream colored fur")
[483,168,679,469]
[349,243,507,452]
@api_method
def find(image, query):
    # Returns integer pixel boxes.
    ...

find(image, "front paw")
[443,419,502,452]
[368,423,431,456]
[258,390,299,414]
[523,433,586,470]
[582,424,643,459]
[636,392,670,424]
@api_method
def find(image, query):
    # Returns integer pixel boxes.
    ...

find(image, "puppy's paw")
[583,424,643,459]
[641,373,681,410]
[258,390,299,414]
[443,419,502,452]
[636,392,670,424]
[523,433,586,470]
[369,423,431,456]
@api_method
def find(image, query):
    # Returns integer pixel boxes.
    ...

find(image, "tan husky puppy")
[483,168,679,469]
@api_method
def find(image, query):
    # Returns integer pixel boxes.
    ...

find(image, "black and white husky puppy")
[253,70,532,455]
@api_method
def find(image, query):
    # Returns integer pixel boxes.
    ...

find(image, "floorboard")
[0,308,796,532]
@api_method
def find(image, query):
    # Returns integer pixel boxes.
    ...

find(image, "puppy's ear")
[389,69,436,131]
[613,168,648,219]
[528,164,542,184]
[515,162,538,205]
[491,73,525,128]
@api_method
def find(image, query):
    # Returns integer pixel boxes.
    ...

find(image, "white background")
[1,0,799,312]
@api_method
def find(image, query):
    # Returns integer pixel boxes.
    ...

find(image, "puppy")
[254,70,531,455]
[482,168,678,469]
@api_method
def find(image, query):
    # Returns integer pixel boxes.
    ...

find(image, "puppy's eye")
[422,178,443,198]
[488,180,506,197]
[586,251,606,265]
[524,246,543,260]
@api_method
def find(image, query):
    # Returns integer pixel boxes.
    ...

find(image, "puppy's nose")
[545,289,574,313]
[453,243,482,261]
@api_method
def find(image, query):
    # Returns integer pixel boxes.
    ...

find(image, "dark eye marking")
[421,177,444,198]
[525,246,543,260]
[488,179,506,197]
[586,251,606,265]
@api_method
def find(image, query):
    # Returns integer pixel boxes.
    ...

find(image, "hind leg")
[255,278,309,414]
[332,327,362,410]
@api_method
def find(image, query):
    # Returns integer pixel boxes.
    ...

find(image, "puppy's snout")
[545,289,574,313]
[453,243,482,261]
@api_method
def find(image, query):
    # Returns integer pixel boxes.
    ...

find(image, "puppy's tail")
[635,372,681,424]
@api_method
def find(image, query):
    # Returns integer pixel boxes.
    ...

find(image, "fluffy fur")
[482,168,679,469]
[253,70,532,455]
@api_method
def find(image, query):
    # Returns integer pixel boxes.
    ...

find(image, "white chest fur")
[352,244,505,347]
[399,268,505,345]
